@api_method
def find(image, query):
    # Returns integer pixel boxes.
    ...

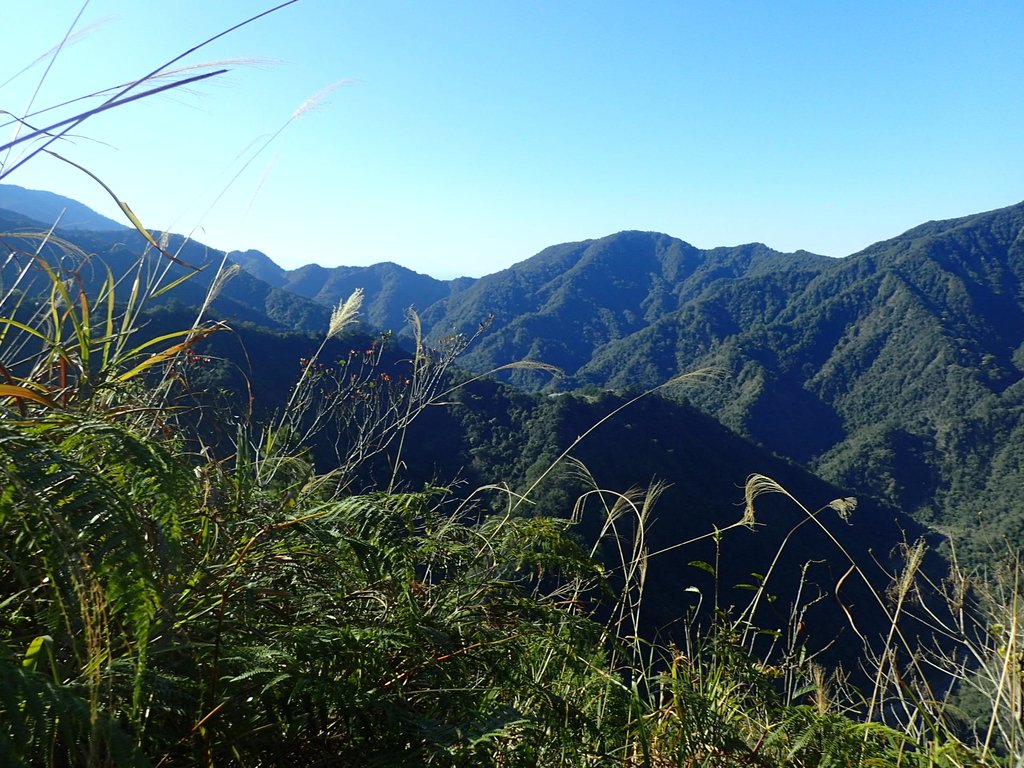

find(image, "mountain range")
[228,198,1024,555]
[3,183,1023,560]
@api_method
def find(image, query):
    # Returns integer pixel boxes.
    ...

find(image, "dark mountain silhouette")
[402,382,939,671]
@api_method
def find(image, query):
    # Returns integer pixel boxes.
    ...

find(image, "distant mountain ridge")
[418,233,832,381]
[0,205,331,336]
[229,251,465,332]
[5,186,1024,551]
[0,184,128,232]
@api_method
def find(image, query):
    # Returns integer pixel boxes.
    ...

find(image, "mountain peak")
[228,249,286,287]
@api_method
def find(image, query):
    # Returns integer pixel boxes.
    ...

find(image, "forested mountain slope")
[7,190,1024,549]
[419,232,830,384]
[229,249,463,332]
[565,203,1024,545]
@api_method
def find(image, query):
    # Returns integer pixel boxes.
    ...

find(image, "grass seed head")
[328,287,363,339]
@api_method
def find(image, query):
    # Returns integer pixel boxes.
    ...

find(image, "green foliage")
[10,185,1024,557]
[400,208,1024,559]
[0,250,1018,765]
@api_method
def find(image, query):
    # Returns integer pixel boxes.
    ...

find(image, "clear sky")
[2,1,1022,278]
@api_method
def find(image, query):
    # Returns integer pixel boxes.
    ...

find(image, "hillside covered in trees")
[215,200,1024,557]
[8,184,1020,554]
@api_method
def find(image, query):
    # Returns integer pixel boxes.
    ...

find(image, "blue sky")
[2,1,1022,278]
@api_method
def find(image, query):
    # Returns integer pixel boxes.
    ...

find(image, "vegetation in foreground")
[1,237,1024,767]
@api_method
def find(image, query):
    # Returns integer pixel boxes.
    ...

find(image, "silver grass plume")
[292,80,353,120]
[207,262,241,303]
[328,288,363,339]
[742,473,787,528]
[891,538,927,605]
[827,496,858,522]
[810,663,831,715]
